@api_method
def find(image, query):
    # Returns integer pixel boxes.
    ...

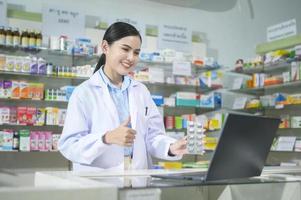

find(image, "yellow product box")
[29,83,44,100]
[35,108,46,126]
[287,94,301,105]
[159,162,182,169]
[46,107,59,125]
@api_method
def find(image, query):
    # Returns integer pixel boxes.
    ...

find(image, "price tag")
[232,97,247,110]
[172,61,191,76]
[232,77,243,90]
[120,189,161,200]
[276,137,296,151]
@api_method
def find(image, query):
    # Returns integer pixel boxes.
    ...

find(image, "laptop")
[153,113,280,182]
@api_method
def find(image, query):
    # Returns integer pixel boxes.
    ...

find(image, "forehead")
[114,36,141,49]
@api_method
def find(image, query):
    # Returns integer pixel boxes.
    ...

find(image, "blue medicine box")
[152,95,164,106]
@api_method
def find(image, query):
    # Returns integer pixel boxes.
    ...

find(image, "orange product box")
[20,81,30,99]
[17,106,27,125]
[30,83,44,100]
[11,80,20,99]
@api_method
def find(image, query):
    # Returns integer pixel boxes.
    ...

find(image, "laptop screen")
[205,113,280,181]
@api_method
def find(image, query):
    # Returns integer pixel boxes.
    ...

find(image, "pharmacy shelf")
[231,80,301,94]
[0,70,88,81]
[276,128,301,136]
[232,59,297,75]
[0,124,63,132]
[0,98,68,108]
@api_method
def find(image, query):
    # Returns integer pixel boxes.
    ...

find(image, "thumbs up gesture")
[103,117,136,146]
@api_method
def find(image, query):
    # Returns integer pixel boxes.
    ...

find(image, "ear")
[101,40,109,54]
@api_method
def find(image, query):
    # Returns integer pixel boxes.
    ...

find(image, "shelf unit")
[231,35,301,165]
[0,46,222,170]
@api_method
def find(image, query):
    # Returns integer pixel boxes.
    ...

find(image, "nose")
[127,52,135,62]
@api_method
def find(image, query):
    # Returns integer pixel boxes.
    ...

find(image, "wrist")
[102,131,111,145]
[168,144,176,157]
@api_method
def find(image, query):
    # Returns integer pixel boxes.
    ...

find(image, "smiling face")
[102,35,141,79]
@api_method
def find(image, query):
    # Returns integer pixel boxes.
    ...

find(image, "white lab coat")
[58,70,181,171]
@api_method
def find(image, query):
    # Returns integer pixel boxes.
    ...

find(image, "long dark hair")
[93,22,142,73]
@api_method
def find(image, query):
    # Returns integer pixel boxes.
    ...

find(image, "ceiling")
[146,0,238,12]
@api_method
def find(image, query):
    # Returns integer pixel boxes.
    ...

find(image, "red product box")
[17,106,27,125]
[26,107,36,125]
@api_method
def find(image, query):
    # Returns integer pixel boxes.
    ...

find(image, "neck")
[103,65,123,87]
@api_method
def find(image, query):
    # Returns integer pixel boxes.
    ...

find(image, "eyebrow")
[120,44,141,51]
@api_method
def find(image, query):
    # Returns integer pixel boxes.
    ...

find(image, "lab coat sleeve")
[144,88,182,161]
[58,88,110,165]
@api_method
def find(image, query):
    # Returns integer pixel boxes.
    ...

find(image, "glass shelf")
[0,124,63,132]
[231,80,301,94]
[0,98,68,107]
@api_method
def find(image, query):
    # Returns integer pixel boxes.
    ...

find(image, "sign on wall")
[267,19,297,42]
[0,0,7,26]
[42,4,85,39]
[158,24,192,52]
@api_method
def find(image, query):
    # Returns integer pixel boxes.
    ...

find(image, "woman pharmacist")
[58,22,188,171]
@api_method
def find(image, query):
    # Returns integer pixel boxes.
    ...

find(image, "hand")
[169,137,188,156]
[103,117,136,146]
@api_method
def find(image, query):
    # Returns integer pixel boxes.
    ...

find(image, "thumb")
[121,117,131,127]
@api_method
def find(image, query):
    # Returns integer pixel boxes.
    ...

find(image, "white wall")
[6,0,301,67]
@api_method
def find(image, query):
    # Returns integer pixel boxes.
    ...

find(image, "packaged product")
[38,58,46,75]
[5,56,15,71]
[0,107,10,124]
[58,109,67,126]
[51,134,60,151]
[26,107,36,125]
[14,57,23,72]
[44,131,52,151]
[1,130,13,151]
[0,131,3,150]
[291,62,300,81]
[29,83,44,100]
[0,80,3,98]
[9,107,17,125]
[46,107,59,125]
[30,57,38,74]
[17,106,27,125]
[30,131,39,151]
[3,80,12,98]
[11,80,20,99]
[0,54,5,70]
[22,56,31,73]
[20,81,29,99]
[35,108,45,126]
[38,131,46,151]
[19,129,30,151]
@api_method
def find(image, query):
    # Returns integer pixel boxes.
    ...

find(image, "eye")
[134,51,140,56]
[122,48,129,52]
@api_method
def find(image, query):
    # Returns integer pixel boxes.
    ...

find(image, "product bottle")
[12,28,20,47]
[28,30,36,49]
[21,29,29,48]
[5,27,13,46]
[13,131,19,151]
[0,26,5,45]
[35,31,42,49]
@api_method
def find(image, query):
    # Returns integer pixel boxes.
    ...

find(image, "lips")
[121,62,133,68]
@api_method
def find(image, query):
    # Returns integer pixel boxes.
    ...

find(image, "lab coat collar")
[89,69,139,89]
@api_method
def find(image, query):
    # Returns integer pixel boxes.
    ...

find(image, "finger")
[121,117,131,127]
[128,129,136,135]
